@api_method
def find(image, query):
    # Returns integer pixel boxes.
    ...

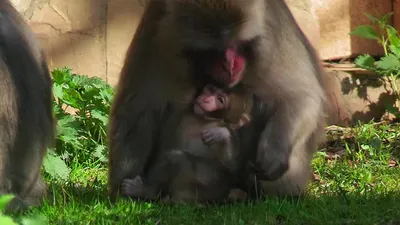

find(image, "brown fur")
[108,0,327,200]
[120,88,253,203]
[0,0,55,212]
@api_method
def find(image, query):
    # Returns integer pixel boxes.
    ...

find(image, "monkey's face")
[165,0,264,88]
[193,84,230,118]
[166,0,264,50]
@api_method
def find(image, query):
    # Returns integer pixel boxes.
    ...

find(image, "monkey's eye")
[217,96,225,105]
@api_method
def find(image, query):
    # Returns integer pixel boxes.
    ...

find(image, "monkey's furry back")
[0,1,55,197]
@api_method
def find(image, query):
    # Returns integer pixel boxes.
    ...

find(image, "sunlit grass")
[13,122,400,224]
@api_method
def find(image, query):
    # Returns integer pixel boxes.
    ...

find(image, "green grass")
[11,121,400,225]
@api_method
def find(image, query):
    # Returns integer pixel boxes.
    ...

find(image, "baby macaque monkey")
[121,84,253,203]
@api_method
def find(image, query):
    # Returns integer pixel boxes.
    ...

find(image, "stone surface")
[9,0,400,86]
[395,0,400,30]
[10,0,32,12]
[312,0,393,60]
[324,71,397,126]
[10,0,109,83]
[322,71,352,126]
[286,1,321,49]
[107,0,145,85]
[9,0,322,86]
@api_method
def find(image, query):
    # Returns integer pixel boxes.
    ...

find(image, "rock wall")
[10,0,400,86]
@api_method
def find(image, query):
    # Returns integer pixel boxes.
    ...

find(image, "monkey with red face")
[108,0,327,200]
[121,84,252,203]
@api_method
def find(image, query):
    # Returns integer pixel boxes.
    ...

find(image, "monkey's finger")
[204,137,217,145]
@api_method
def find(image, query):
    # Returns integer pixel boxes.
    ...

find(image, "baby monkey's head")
[193,84,252,128]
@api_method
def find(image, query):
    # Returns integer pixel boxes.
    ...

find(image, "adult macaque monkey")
[121,84,252,203]
[0,0,55,212]
[108,0,327,199]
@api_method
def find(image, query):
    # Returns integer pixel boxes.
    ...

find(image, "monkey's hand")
[201,127,230,145]
[254,121,291,181]
[252,155,289,181]
[121,176,145,197]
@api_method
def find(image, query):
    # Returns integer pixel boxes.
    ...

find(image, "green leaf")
[381,12,394,23]
[365,12,393,29]
[350,25,379,40]
[387,26,400,49]
[364,13,380,25]
[57,116,80,137]
[361,144,370,150]
[52,83,64,100]
[91,110,108,125]
[21,215,47,225]
[375,54,400,71]
[389,45,400,58]
[0,194,15,210]
[43,153,71,181]
[93,145,107,162]
[354,54,376,70]
[0,216,18,225]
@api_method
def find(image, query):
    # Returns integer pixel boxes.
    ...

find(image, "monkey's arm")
[255,93,324,181]
[202,127,240,173]
[252,0,327,181]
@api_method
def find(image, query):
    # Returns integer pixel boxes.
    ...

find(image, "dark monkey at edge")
[0,0,55,212]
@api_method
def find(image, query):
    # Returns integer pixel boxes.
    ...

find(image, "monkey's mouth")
[222,48,246,86]
[193,104,205,116]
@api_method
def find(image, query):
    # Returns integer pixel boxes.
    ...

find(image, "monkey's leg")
[21,177,47,207]
[121,150,186,200]
[108,104,160,199]
[4,177,47,213]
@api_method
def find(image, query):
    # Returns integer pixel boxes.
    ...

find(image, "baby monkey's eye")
[217,96,225,105]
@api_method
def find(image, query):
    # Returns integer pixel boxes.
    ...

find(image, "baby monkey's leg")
[121,156,173,200]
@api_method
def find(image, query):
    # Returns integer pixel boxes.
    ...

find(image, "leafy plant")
[43,67,114,181]
[350,13,400,115]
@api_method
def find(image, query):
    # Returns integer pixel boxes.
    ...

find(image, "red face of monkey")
[212,47,246,88]
[193,84,230,116]
[166,0,254,88]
